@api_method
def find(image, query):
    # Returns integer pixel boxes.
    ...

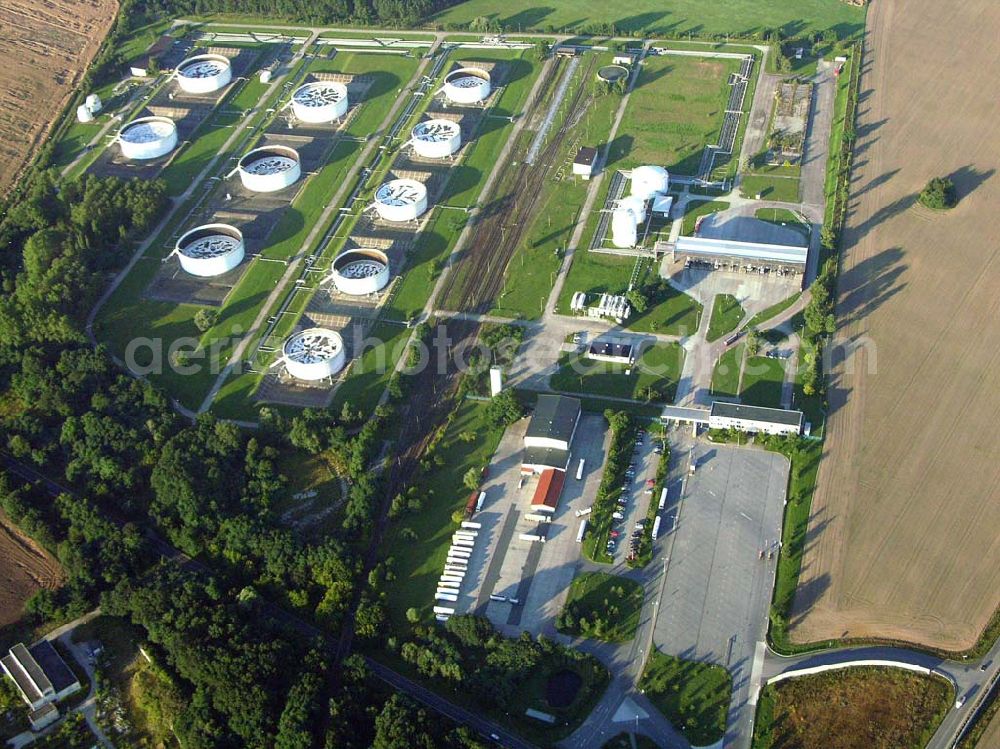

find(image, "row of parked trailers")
[434,521,482,622]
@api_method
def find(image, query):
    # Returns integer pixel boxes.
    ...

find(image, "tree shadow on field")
[851,167,898,199]
[836,246,907,328]
[786,573,832,632]
[844,191,917,242]
[614,11,668,34]
[501,6,555,30]
[947,164,995,205]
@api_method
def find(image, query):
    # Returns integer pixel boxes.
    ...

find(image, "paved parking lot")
[610,427,662,563]
[652,438,788,746]
[463,412,610,637]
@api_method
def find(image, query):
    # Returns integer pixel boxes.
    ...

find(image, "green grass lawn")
[329,322,412,416]
[740,173,801,203]
[740,355,785,408]
[706,293,746,342]
[746,292,801,329]
[382,400,507,628]
[711,343,744,398]
[556,250,634,313]
[640,650,732,746]
[682,199,729,235]
[557,572,644,642]
[628,282,703,337]
[550,343,685,403]
[618,54,739,174]
[430,0,866,41]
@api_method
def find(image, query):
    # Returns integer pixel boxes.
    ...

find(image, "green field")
[706,293,745,342]
[740,173,801,202]
[430,0,866,41]
[618,54,738,174]
[711,343,744,398]
[557,572,644,642]
[682,198,729,235]
[640,650,732,746]
[629,281,702,336]
[740,355,785,408]
[550,343,684,403]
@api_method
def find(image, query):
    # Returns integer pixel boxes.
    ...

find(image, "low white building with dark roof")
[1,640,81,730]
[708,402,803,435]
[523,394,581,472]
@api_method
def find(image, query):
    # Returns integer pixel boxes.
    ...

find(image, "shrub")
[918,177,957,209]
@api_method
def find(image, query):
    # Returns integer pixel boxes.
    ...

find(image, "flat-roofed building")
[587,340,633,364]
[709,402,803,435]
[523,394,581,471]
[670,236,808,276]
[573,146,599,180]
[1,640,81,728]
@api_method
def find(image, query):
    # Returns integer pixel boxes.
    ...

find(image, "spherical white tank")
[291,81,349,123]
[118,116,179,160]
[176,54,232,94]
[373,178,428,222]
[618,195,648,224]
[330,249,390,296]
[611,208,639,248]
[85,94,102,113]
[630,165,670,200]
[411,119,462,159]
[76,105,94,123]
[443,68,491,104]
[237,145,301,192]
[175,224,245,277]
[260,69,272,84]
[282,328,346,381]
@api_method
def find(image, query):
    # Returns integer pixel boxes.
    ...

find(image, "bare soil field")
[0,0,117,195]
[790,0,1000,650]
[0,513,63,627]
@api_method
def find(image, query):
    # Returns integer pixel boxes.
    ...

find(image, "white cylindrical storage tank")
[175,224,245,277]
[176,54,232,94]
[237,145,301,193]
[76,105,94,123]
[611,208,638,248]
[118,116,179,160]
[291,81,349,123]
[373,178,428,222]
[330,249,390,296]
[282,328,346,381]
[443,67,491,104]
[618,195,648,224]
[410,119,462,159]
[630,165,670,200]
[259,69,272,84]
[85,94,102,114]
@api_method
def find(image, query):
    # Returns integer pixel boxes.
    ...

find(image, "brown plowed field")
[790,0,1000,650]
[0,513,63,627]
[0,0,117,194]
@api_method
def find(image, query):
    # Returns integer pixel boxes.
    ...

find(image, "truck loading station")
[665,236,808,277]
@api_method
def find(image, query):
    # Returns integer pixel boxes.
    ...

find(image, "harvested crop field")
[753,667,950,749]
[0,513,63,627]
[0,0,117,194]
[790,0,1000,650]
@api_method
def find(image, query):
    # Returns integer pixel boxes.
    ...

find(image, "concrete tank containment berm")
[176,54,232,94]
[118,116,179,160]
[279,328,347,381]
[291,81,349,123]
[173,224,245,277]
[237,145,302,193]
[597,65,629,84]
[409,119,462,159]
[327,248,391,296]
[442,67,491,104]
[372,178,428,222]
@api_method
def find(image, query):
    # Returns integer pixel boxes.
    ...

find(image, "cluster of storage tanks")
[611,165,670,248]
[76,93,103,123]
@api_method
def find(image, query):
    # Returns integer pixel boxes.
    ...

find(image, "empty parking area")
[464,412,610,637]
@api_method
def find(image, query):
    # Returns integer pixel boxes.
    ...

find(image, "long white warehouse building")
[672,236,808,272]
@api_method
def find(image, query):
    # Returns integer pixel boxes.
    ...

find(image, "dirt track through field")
[790,0,1000,650]
[0,513,63,627]
[0,0,117,195]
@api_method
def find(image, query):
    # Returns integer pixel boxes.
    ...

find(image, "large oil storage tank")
[281,328,346,380]
[237,145,301,192]
[176,54,232,94]
[291,81,349,123]
[410,119,462,159]
[174,224,245,277]
[372,178,428,222]
[118,116,179,160]
[611,207,639,249]
[442,67,491,104]
[328,248,391,296]
[629,165,670,200]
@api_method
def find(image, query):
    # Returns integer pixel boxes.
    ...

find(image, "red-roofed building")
[530,468,566,513]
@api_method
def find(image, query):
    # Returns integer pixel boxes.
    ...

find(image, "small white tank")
[328,249,391,296]
[259,69,272,84]
[85,94,102,114]
[76,105,94,123]
[118,116,178,160]
[618,195,648,224]
[372,178,428,222]
[630,165,670,200]
[611,207,639,248]
[174,224,245,277]
[410,119,462,159]
[442,67,491,104]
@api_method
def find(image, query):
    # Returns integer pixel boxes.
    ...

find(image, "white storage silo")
[280,328,346,381]
[237,145,301,193]
[291,81,349,123]
[327,249,391,296]
[629,165,670,200]
[618,194,648,224]
[118,116,178,160]
[442,67,491,104]
[410,119,462,159]
[176,54,232,94]
[85,94,102,114]
[611,207,639,248]
[76,105,94,123]
[372,178,428,222]
[174,224,245,277]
